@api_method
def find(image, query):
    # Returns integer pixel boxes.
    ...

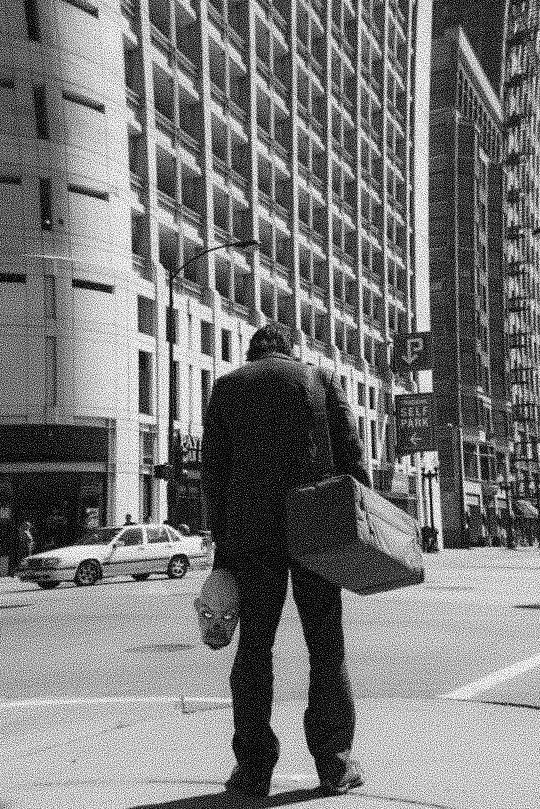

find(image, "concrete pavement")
[2,547,540,809]
[3,695,540,808]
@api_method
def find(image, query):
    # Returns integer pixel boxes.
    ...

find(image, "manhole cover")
[0,603,31,610]
[128,642,195,653]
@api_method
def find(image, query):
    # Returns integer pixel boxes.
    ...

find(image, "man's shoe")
[319,760,365,796]
[225,764,273,797]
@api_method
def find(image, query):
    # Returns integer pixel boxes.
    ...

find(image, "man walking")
[201,324,370,798]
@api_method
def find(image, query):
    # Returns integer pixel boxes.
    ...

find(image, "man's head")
[246,324,292,362]
[194,569,239,650]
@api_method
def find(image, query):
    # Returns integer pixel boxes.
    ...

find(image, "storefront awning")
[514,500,539,519]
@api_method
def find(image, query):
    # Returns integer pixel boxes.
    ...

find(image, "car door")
[106,527,146,576]
[145,525,171,573]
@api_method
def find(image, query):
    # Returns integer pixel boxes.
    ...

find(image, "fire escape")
[504,0,540,505]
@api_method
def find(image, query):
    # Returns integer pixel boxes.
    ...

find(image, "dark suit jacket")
[201,353,370,570]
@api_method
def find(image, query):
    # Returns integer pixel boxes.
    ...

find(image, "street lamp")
[165,239,258,522]
[421,466,438,530]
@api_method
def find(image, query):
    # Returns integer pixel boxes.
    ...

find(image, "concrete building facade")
[503,0,540,531]
[429,27,510,548]
[0,0,427,540]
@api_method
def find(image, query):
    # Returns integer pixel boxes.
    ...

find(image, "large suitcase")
[287,474,425,595]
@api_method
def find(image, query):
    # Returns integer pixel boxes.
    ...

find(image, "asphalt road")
[1,549,540,713]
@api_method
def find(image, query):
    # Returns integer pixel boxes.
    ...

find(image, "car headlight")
[42,558,61,569]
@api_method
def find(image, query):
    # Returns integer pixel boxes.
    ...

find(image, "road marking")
[0,695,232,712]
[440,651,540,700]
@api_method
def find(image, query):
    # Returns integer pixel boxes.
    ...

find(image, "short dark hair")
[247,324,292,361]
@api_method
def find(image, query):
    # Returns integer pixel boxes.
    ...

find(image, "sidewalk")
[3,696,540,809]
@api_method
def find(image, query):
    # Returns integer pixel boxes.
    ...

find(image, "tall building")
[429,26,510,547]
[431,0,508,94]
[0,0,425,538]
[503,0,540,527]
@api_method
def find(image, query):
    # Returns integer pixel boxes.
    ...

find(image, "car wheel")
[132,573,150,582]
[37,582,60,590]
[167,554,189,579]
[74,560,101,586]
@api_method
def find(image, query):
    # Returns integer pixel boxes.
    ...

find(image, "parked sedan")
[17,523,208,589]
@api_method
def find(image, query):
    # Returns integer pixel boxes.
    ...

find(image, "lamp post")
[421,466,438,530]
[165,239,258,522]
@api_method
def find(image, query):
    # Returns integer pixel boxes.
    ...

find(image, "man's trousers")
[230,559,356,780]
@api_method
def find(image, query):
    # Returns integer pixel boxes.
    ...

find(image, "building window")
[201,369,212,420]
[201,321,213,356]
[187,313,193,350]
[137,295,155,336]
[44,275,56,319]
[62,91,105,114]
[138,351,152,414]
[39,179,52,230]
[370,421,377,460]
[33,86,49,139]
[188,364,193,422]
[358,416,365,440]
[63,0,99,17]
[24,0,40,40]
[72,278,113,294]
[222,328,232,362]
[368,386,376,410]
[45,336,57,406]
[357,383,365,406]
[172,360,179,420]
[166,306,178,343]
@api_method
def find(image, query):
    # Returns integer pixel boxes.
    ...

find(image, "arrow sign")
[395,393,436,457]
[393,332,433,376]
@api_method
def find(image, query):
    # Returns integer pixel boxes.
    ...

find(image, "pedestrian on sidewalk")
[202,324,370,799]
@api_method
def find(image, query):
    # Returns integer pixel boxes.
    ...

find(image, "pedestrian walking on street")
[201,324,371,799]
[123,514,135,526]
[17,521,35,560]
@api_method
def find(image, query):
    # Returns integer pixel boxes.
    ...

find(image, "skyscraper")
[503,0,540,528]
[429,26,508,547]
[0,0,426,535]
[431,0,508,94]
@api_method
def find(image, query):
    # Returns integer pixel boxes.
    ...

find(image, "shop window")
[138,295,155,336]
[138,351,152,414]
[222,328,232,362]
[33,86,49,139]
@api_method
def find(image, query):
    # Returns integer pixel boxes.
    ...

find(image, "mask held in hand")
[194,569,239,650]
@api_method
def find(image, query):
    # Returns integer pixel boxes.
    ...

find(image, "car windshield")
[79,527,122,545]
